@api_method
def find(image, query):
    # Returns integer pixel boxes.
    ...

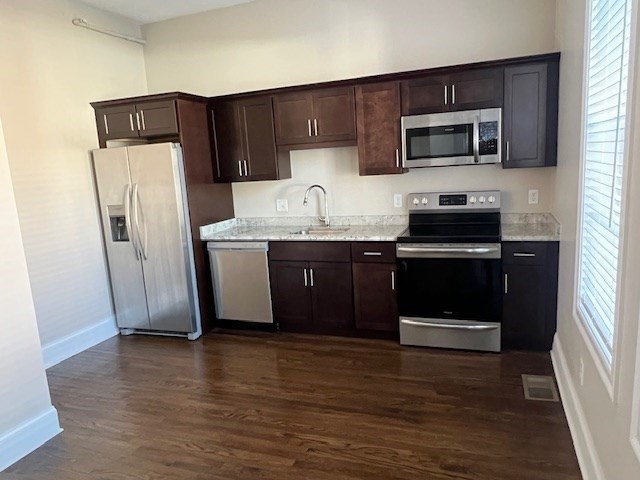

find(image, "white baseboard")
[0,406,62,472]
[42,317,119,369]
[551,336,606,480]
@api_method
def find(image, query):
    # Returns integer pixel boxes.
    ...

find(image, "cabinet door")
[238,96,279,181]
[502,242,559,351]
[503,63,553,168]
[353,263,398,332]
[211,101,244,182]
[401,74,449,115]
[312,87,356,143]
[270,261,313,331]
[273,92,314,146]
[136,101,179,137]
[97,105,138,141]
[502,263,547,350]
[309,262,354,332]
[356,82,403,175]
[449,68,503,111]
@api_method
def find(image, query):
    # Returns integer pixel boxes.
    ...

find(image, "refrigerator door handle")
[124,184,139,260]
[132,183,148,260]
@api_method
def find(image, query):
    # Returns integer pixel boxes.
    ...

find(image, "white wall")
[0,0,148,362]
[142,0,558,218]
[0,116,61,471]
[552,1,640,479]
[232,149,556,216]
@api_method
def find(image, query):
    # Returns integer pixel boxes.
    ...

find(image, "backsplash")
[231,147,557,217]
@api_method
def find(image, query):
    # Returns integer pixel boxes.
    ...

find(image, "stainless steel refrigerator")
[92,143,201,340]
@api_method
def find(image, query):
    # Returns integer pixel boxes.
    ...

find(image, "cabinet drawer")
[502,242,550,266]
[269,241,351,262]
[351,242,396,263]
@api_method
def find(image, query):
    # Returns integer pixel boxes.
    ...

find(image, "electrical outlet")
[276,199,288,212]
[528,189,539,205]
[394,194,403,208]
[579,357,585,386]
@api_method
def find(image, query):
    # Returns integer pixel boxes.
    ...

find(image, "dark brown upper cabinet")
[99,104,138,141]
[503,61,559,168]
[94,99,179,143]
[211,96,290,183]
[355,82,403,176]
[273,87,356,148]
[401,67,503,115]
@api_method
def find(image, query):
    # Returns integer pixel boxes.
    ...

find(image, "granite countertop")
[200,213,560,243]
[200,216,408,242]
[501,213,561,241]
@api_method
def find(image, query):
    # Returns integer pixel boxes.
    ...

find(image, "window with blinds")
[578,0,633,366]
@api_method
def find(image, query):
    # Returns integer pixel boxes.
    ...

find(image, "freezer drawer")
[208,242,274,324]
[399,317,501,352]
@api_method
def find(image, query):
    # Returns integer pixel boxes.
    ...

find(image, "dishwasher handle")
[207,241,269,252]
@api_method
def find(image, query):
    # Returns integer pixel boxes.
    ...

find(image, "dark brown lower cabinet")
[353,263,398,333]
[269,242,353,334]
[502,242,559,351]
[269,261,312,331]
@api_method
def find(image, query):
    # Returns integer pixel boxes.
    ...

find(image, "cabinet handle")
[513,252,536,257]
[308,119,312,137]
[140,110,146,130]
[395,148,400,168]
[314,118,318,136]
[310,268,314,287]
[303,268,308,287]
[391,271,396,291]
[363,252,382,256]
[104,115,110,135]
[243,160,248,177]
[506,141,510,161]
[452,84,456,105]
[238,160,243,177]
[504,273,508,294]
[444,85,448,105]
[135,112,141,131]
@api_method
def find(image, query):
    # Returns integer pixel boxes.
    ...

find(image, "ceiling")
[79,0,255,24]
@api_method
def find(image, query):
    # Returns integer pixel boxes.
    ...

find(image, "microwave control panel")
[479,121,499,156]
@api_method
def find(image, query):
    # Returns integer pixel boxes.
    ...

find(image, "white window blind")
[578,0,633,366]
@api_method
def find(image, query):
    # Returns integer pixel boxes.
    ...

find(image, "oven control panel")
[408,191,501,211]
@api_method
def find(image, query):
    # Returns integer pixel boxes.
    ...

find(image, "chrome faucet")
[303,184,330,227]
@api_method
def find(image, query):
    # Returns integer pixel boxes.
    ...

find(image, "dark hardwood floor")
[6,332,581,480]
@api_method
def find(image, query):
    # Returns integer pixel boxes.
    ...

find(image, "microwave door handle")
[473,117,480,163]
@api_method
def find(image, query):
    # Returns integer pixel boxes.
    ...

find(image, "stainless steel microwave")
[401,108,501,168]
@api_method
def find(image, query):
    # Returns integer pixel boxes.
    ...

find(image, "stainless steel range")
[396,191,502,352]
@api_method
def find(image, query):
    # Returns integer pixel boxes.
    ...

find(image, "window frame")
[573,0,637,398]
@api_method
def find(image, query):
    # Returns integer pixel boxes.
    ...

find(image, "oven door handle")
[401,319,499,331]
[397,245,500,256]
[473,116,480,163]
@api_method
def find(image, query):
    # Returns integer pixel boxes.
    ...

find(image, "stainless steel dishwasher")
[207,242,273,324]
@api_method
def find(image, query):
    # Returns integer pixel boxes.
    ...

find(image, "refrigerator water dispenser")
[107,205,129,242]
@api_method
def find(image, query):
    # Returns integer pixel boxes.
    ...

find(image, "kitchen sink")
[290,227,350,235]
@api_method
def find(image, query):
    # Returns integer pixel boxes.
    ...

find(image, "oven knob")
[479,196,486,203]
[469,196,477,204]
[488,195,496,204]
[412,198,420,206]
[421,197,429,205]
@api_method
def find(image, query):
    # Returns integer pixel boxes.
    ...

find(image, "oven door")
[402,110,479,168]
[396,243,502,352]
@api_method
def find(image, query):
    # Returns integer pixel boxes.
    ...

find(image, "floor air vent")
[522,375,559,402]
